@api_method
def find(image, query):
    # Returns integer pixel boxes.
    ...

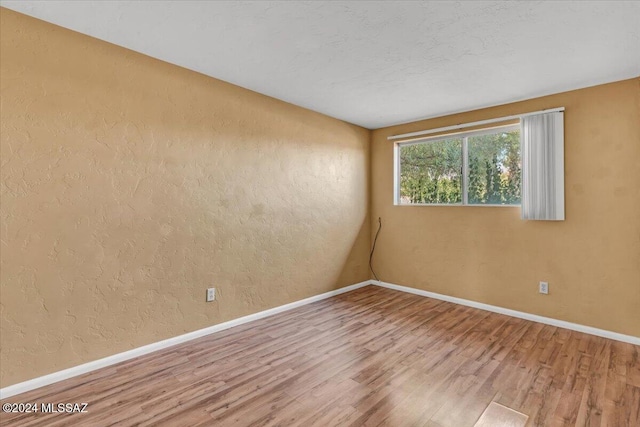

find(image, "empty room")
[0,1,638,426]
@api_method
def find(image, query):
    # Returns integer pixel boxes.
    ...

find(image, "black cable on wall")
[369,217,382,281]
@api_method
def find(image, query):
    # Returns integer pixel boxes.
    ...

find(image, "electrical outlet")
[206,288,216,302]
[539,281,549,295]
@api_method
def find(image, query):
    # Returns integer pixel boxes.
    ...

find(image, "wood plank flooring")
[1,285,638,426]
[474,402,528,427]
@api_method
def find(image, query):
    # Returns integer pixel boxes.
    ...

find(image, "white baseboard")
[3,278,637,399]
[372,280,640,346]
[0,280,371,399]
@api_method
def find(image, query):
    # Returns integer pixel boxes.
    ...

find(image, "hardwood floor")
[1,285,638,426]
[474,402,528,427]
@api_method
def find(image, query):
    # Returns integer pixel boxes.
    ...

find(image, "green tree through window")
[398,127,520,205]
[399,138,462,204]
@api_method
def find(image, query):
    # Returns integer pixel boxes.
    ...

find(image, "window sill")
[395,203,520,207]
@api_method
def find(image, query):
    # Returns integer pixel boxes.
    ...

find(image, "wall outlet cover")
[539,282,549,294]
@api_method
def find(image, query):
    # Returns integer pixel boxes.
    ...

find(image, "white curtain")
[521,112,565,220]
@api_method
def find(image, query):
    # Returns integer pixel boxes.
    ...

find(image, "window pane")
[399,138,462,204]
[467,129,521,205]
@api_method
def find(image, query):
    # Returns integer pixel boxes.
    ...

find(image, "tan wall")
[371,78,640,337]
[0,9,371,387]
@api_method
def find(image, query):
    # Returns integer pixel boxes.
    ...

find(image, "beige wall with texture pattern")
[0,8,371,387]
[370,78,640,337]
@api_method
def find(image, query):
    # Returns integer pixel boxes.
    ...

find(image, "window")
[395,125,521,206]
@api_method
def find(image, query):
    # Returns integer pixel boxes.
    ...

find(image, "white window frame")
[394,123,521,207]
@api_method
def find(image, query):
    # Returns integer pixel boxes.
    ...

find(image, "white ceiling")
[2,1,639,129]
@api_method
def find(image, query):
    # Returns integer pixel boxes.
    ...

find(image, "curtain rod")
[387,107,565,141]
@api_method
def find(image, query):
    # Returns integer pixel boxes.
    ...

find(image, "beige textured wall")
[371,78,640,337]
[0,9,370,387]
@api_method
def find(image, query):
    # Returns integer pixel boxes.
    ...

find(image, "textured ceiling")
[2,1,639,129]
